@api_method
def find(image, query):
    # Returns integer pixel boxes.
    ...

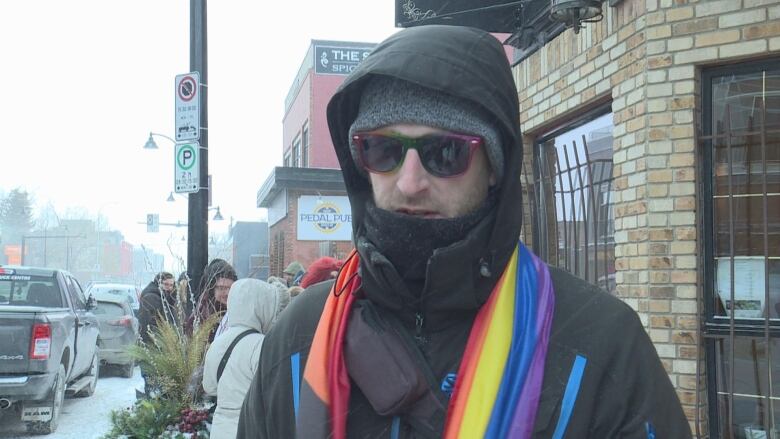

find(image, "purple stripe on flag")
[509,252,555,437]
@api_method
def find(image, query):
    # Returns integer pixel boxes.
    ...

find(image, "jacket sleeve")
[237,281,331,439]
[237,349,268,439]
[202,342,219,397]
[138,294,162,344]
[590,310,692,438]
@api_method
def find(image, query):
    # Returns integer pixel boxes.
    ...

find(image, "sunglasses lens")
[420,136,472,177]
[358,135,404,172]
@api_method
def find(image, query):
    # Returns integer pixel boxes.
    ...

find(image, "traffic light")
[146,214,159,233]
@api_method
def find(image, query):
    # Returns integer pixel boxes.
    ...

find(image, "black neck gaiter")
[362,191,497,296]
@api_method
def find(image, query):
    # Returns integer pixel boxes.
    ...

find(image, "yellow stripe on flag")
[458,249,518,437]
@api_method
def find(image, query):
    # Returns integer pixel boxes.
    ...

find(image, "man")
[238,25,691,438]
[188,258,238,341]
[137,271,177,395]
[138,271,178,344]
[282,261,305,287]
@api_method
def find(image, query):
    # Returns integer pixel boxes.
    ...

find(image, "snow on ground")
[0,366,143,439]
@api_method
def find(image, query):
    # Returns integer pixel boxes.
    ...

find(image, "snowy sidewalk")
[0,366,143,438]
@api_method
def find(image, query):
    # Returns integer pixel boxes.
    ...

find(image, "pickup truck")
[0,265,100,435]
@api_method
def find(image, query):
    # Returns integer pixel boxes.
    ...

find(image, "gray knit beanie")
[348,77,504,183]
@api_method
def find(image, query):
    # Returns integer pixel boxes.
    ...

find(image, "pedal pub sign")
[175,72,200,141]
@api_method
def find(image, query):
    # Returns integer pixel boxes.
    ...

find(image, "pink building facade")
[258,40,376,276]
[281,40,376,170]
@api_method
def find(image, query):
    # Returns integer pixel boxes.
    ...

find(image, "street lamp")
[144,132,176,150]
[209,206,224,221]
[550,0,602,34]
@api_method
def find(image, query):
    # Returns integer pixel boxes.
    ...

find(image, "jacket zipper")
[414,311,426,347]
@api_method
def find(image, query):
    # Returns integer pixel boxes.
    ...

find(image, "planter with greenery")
[103,307,220,438]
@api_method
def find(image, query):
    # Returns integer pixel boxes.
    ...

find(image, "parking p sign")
[175,142,200,194]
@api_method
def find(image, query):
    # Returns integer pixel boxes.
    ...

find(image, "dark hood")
[326,25,523,319]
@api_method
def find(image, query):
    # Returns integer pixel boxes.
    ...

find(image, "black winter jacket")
[238,25,690,438]
[238,269,691,438]
[137,283,178,344]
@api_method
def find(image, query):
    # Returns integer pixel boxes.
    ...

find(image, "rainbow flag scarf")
[297,242,555,439]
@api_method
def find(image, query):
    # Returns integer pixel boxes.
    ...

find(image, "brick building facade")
[511,0,780,436]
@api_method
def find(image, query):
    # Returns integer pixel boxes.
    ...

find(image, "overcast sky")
[0,1,398,266]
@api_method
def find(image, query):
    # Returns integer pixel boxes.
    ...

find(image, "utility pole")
[188,0,208,298]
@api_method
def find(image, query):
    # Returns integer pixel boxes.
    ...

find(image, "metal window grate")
[701,60,780,438]
[523,117,616,295]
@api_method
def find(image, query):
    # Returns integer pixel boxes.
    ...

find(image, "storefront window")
[703,58,780,438]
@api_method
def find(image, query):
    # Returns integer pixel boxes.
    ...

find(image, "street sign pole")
[188,0,208,299]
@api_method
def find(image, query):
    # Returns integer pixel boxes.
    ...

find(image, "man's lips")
[395,208,441,218]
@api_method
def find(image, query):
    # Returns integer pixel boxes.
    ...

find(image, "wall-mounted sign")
[394,0,526,33]
[297,195,352,241]
[314,45,374,75]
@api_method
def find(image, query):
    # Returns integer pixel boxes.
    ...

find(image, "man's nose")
[395,149,430,196]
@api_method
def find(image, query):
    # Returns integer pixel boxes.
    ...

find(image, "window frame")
[531,103,615,292]
[700,57,780,439]
[701,57,780,332]
[302,122,309,168]
[292,134,302,168]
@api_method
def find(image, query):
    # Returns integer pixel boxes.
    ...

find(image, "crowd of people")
[135,255,342,437]
[138,25,692,439]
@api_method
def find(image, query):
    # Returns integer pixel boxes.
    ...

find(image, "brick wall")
[513,0,780,435]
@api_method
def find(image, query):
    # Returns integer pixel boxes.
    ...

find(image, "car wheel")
[75,351,99,397]
[25,363,65,435]
[120,361,135,378]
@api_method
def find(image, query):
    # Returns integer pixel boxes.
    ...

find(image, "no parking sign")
[175,72,200,141]
[175,142,199,193]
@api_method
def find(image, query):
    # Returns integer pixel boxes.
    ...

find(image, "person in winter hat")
[300,256,344,289]
[137,271,178,395]
[138,271,178,344]
[202,278,290,439]
[282,261,305,286]
[238,25,690,438]
[186,258,237,341]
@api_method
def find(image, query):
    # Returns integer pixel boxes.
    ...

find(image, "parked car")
[85,283,140,314]
[92,293,138,378]
[0,265,100,435]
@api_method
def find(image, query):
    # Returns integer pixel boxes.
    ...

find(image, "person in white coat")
[202,278,290,439]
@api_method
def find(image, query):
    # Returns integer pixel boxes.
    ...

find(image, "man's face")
[282,273,293,285]
[214,278,234,305]
[161,278,175,294]
[366,124,495,219]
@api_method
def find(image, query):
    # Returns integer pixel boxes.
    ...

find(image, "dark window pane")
[714,337,780,437]
[712,71,780,133]
[713,134,780,197]
[713,196,780,257]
